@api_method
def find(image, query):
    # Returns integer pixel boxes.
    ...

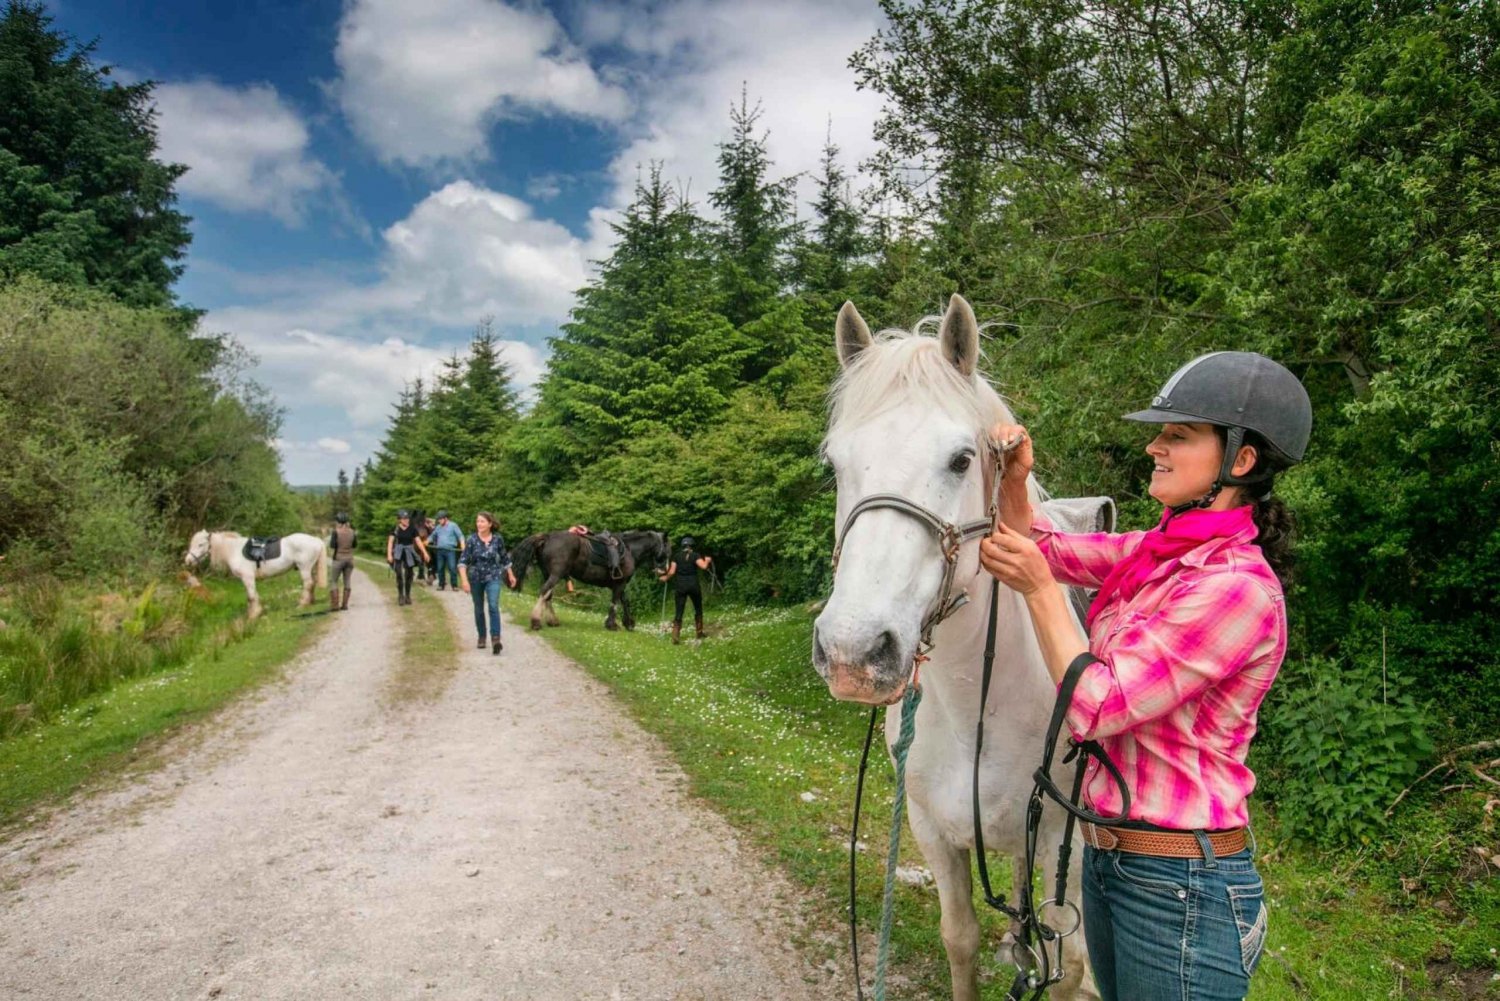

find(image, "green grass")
[514,585,1500,1000]
[0,572,328,828]
[386,572,461,704]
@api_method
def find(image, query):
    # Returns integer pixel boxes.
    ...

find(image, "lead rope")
[873,684,922,1000]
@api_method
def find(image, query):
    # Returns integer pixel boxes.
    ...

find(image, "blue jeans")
[1082,843,1267,1001]
[470,579,501,640]
[433,549,459,587]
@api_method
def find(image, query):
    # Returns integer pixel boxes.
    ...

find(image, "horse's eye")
[949,453,973,474]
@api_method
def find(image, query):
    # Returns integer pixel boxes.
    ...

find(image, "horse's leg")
[909,804,982,1001]
[532,573,562,631]
[545,590,561,626]
[241,571,263,620]
[619,584,635,631]
[603,583,619,631]
[298,560,314,607]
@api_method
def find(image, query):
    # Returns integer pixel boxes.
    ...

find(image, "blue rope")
[874,683,923,1001]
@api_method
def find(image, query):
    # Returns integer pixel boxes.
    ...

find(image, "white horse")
[183,530,328,619]
[815,296,1109,1000]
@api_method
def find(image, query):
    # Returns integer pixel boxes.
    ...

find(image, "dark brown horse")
[508,529,670,631]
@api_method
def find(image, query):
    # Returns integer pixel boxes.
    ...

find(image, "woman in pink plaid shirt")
[980,352,1312,1001]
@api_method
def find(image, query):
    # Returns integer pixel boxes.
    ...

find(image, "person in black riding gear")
[659,535,712,644]
[386,510,429,607]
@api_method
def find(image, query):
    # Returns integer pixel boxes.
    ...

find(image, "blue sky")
[44,0,889,484]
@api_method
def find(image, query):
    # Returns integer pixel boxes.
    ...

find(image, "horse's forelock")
[826,328,1012,448]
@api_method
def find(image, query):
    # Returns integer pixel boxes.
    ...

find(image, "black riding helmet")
[1125,351,1312,507]
[679,535,696,548]
[335,511,350,524]
[396,509,410,520]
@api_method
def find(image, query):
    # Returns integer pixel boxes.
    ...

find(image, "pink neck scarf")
[1085,505,1257,630]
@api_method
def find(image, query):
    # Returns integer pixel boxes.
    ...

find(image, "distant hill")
[290,484,336,496]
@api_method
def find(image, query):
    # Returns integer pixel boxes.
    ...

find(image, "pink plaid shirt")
[1032,509,1286,830]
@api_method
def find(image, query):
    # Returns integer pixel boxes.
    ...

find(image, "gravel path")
[0,570,845,1000]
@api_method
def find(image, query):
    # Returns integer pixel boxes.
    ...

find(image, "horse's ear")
[836,301,873,367]
[938,293,981,377]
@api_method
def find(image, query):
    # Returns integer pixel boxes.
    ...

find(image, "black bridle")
[838,442,1132,1000]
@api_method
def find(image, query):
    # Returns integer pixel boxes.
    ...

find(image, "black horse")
[509,529,670,631]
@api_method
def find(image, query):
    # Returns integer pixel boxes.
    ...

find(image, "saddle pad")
[1036,495,1116,624]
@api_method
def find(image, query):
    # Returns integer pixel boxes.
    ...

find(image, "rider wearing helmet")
[386,509,429,607]
[659,534,712,644]
[978,352,1311,1001]
[327,511,357,612]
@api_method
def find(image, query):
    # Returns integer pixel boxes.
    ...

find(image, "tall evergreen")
[709,89,798,335]
[0,0,192,309]
[527,166,748,483]
[798,125,868,297]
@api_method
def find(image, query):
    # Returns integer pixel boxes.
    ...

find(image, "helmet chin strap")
[1170,426,1274,516]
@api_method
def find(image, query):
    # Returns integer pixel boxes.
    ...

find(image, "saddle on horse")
[242,536,282,567]
[581,531,625,579]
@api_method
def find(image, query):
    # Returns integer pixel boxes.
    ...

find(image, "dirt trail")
[0,570,844,1000]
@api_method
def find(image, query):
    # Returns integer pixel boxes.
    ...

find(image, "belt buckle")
[1086,824,1119,851]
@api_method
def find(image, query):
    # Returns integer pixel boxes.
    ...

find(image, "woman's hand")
[989,423,1033,483]
[506,569,517,589]
[461,579,471,594]
[979,521,1054,597]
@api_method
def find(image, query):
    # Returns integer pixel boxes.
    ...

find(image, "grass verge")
[513,585,1500,1000]
[382,566,461,705]
[0,572,328,830]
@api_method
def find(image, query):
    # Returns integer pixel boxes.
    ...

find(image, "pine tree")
[799,124,868,297]
[0,1,192,309]
[525,166,749,483]
[709,88,798,333]
[462,317,519,457]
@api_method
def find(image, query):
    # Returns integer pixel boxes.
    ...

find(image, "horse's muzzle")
[814,626,910,705]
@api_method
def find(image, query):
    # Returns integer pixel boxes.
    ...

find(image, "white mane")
[825,325,1015,444]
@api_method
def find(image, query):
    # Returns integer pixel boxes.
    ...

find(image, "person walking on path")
[459,511,517,654]
[428,510,464,591]
[977,351,1311,1001]
[327,512,357,611]
[386,510,429,607]
[659,535,712,644]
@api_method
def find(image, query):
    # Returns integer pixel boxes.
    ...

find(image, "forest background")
[2,0,1497,884]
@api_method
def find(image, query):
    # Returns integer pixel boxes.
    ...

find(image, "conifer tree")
[0,1,192,308]
[526,166,747,483]
[709,88,798,334]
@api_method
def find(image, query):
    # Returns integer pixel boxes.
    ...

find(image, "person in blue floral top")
[458,511,516,654]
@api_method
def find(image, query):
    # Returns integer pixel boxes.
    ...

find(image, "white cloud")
[154,80,338,225]
[577,0,888,221]
[317,437,353,454]
[333,0,631,167]
[377,180,590,324]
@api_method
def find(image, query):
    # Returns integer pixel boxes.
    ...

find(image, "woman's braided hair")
[1215,427,1297,583]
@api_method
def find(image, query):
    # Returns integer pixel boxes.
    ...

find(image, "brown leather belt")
[1081,822,1247,858]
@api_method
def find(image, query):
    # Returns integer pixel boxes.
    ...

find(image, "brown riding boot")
[340,587,350,610]
[329,588,341,612]
[671,621,681,645]
[695,615,705,640]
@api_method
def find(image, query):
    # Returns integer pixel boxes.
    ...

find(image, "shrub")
[1265,656,1434,846]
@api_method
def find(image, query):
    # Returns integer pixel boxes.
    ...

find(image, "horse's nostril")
[812,626,829,670]
[872,630,900,671]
